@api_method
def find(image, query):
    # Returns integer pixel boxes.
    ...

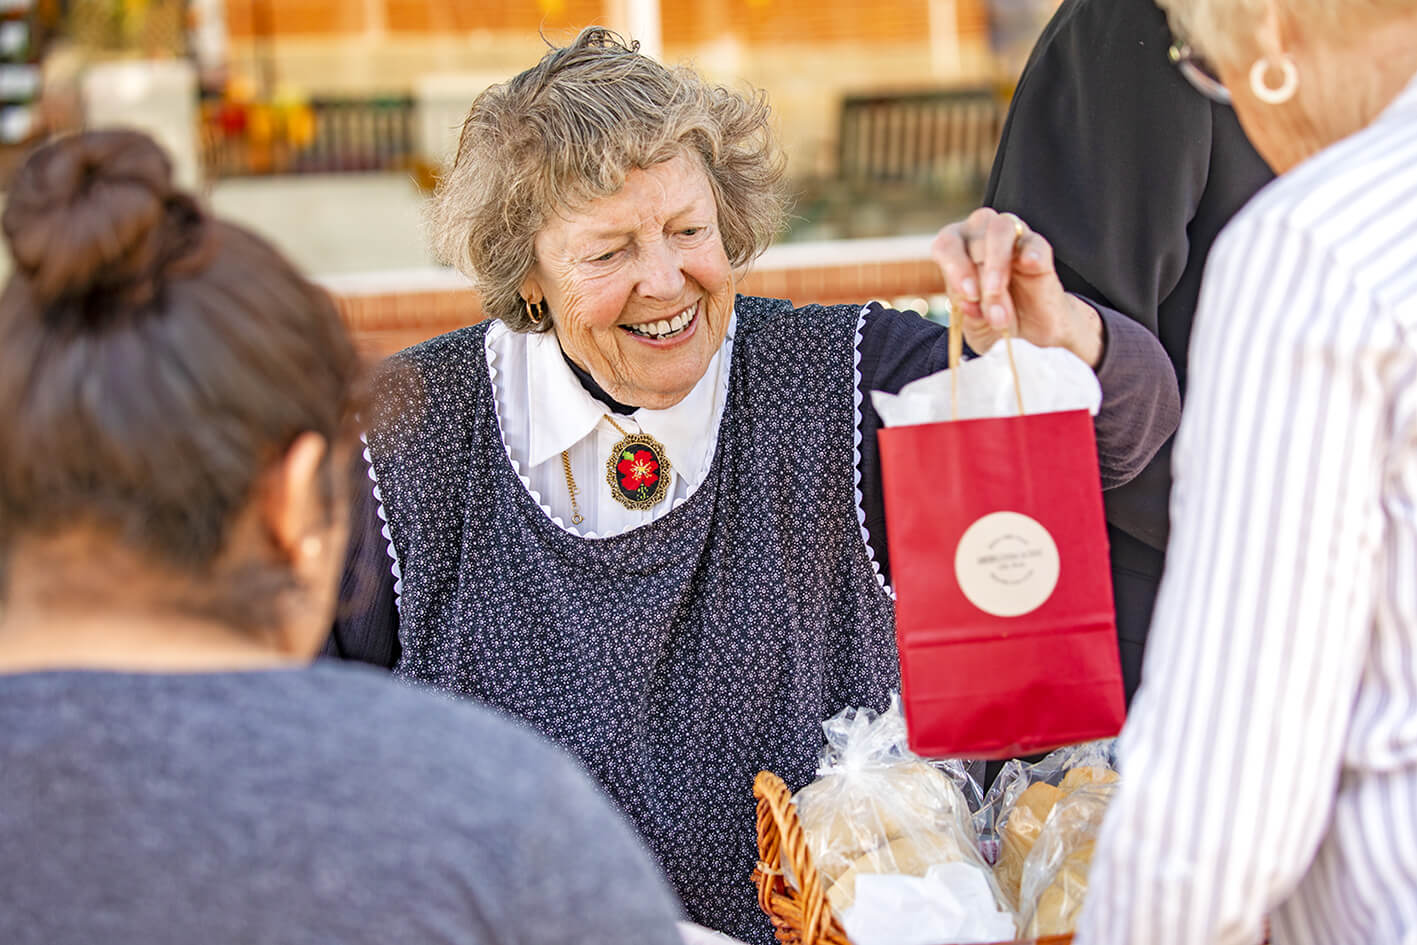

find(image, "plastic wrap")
[790,700,994,915]
[1018,783,1116,936]
[978,740,1117,910]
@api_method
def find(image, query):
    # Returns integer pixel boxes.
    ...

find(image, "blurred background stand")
[790,84,1008,241]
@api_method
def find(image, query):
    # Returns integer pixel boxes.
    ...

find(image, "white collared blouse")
[484,312,734,538]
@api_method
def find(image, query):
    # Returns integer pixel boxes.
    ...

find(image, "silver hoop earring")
[1249,55,1298,105]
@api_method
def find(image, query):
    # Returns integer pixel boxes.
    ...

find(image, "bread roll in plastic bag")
[789,698,994,914]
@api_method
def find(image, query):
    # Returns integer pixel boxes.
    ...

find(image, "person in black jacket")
[961,0,1274,701]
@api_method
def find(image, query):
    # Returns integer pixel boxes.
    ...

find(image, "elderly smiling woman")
[330,28,1180,941]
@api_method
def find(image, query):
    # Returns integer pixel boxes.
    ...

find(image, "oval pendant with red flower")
[604,432,672,511]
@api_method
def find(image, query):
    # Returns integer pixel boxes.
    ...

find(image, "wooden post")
[604,0,663,61]
[928,0,963,78]
[363,0,385,38]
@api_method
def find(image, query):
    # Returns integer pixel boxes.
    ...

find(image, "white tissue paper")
[871,338,1101,427]
[677,922,750,945]
[839,862,1017,945]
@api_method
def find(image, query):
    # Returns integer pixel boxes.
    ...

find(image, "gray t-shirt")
[0,663,685,945]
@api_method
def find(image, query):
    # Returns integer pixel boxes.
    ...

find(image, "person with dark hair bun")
[0,130,685,945]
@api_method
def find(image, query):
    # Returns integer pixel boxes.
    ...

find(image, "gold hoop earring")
[524,299,544,325]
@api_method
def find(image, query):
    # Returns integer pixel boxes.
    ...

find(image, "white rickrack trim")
[854,304,894,599]
[361,434,403,613]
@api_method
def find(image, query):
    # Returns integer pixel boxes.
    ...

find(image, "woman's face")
[522,152,736,410]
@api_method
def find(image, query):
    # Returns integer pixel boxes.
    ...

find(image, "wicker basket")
[752,770,1074,945]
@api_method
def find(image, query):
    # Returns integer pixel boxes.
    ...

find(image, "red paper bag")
[877,403,1125,760]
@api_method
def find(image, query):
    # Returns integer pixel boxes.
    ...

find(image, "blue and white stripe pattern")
[1077,72,1417,945]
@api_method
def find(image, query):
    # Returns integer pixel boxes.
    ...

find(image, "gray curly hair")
[428,28,789,332]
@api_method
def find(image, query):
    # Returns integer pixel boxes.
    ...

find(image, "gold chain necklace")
[560,414,673,525]
[560,449,586,525]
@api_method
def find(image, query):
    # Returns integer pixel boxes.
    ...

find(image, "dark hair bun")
[2,129,209,312]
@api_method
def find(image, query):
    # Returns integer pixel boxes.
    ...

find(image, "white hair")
[1156,0,1417,68]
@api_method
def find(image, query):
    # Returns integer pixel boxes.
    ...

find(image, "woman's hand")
[931,208,1104,369]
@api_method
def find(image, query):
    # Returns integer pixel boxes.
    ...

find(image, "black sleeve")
[323,468,401,669]
[1088,301,1181,489]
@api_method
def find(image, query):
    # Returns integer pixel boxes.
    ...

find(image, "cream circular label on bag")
[954,511,1060,617]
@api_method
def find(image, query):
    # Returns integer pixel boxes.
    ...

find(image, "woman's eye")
[591,249,618,262]
[680,227,702,237]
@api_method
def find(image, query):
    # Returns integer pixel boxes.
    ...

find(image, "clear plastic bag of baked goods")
[789,697,1015,942]
[977,739,1118,911]
[973,739,1117,854]
[1017,781,1116,937]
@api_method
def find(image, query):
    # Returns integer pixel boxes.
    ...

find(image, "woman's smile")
[621,300,700,343]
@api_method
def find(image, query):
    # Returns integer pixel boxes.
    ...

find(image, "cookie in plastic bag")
[980,740,1117,909]
[1019,782,1116,936]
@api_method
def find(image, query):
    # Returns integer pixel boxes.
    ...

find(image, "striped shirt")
[1076,72,1417,945]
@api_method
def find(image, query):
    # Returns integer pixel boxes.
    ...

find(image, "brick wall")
[225,0,989,44]
[226,0,368,37]
[661,0,932,45]
[383,0,604,33]
[221,0,1003,174]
